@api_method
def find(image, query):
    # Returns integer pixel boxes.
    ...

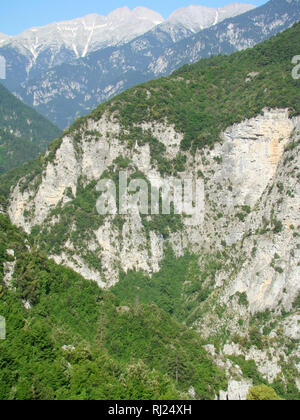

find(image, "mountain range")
[0,1,299,129]
[0,4,255,62]
[0,2,277,128]
[0,21,299,400]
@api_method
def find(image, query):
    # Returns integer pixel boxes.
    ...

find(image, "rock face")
[222,342,282,383]
[5,101,300,396]
[283,315,300,340]
[8,116,186,286]
[219,379,252,400]
[3,249,16,287]
[222,115,300,314]
[217,109,294,209]
[7,108,300,296]
[6,103,300,395]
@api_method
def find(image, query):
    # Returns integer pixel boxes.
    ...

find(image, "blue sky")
[1,0,267,35]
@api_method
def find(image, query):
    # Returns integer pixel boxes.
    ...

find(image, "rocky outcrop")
[7,109,299,296]
[3,249,16,287]
[283,315,300,340]
[219,380,252,401]
[222,115,300,313]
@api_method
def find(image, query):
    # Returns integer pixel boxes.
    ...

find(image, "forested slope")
[0,84,61,174]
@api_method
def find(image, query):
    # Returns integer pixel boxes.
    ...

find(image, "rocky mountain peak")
[167,3,256,32]
[0,3,255,59]
[0,6,164,60]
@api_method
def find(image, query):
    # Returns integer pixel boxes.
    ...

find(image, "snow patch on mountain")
[167,3,255,33]
[0,7,164,61]
[0,3,255,61]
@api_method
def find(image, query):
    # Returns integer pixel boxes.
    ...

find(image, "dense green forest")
[0,214,226,400]
[0,83,61,174]
[1,212,296,400]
